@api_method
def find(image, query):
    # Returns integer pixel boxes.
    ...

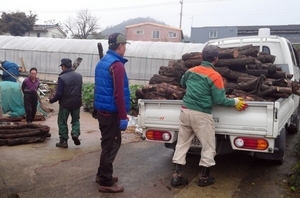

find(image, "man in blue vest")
[93,33,130,193]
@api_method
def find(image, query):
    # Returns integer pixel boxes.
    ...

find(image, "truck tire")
[164,142,177,150]
[286,107,300,134]
[254,128,286,165]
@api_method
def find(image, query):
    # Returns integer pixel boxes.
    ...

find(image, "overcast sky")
[1,0,299,36]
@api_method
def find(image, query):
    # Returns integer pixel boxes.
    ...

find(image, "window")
[37,32,40,37]
[209,30,218,38]
[169,32,177,38]
[152,30,160,39]
[288,43,297,66]
[136,30,144,35]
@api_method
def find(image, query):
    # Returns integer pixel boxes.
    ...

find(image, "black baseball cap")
[202,45,219,59]
[59,58,72,68]
[108,33,130,46]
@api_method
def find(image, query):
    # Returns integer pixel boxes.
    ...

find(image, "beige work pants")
[172,108,216,167]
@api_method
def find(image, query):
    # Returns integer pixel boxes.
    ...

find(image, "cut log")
[231,89,266,101]
[218,48,239,59]
[7,135,47,146]
[182,52,202,61]
[0,129,47,139]
[135,88,145,99]
[214,67,256,81]
[149,74,179,86]
[268,71,293,79]
[97,43,104,60]
[257,53,276,63]
[0,139,7,146]
[245,69,269,77]
[72,57,83,71]
[262,63,278,74]
[141,83,185,100]
[215,57,257,67]
[158,66,185,78]
[184,59,202,68]
[238,46,260,57]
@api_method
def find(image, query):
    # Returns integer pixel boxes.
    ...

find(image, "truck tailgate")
[138,96,295,138]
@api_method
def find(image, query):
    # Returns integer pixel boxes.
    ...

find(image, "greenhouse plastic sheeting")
[0,36,205,81]
[0,81,25,117]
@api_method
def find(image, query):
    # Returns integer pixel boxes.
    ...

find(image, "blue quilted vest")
[94,50,130,113]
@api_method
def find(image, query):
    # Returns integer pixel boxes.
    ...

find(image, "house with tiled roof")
[126,22,183,42]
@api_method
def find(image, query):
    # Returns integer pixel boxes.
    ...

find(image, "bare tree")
[64,9,100,39]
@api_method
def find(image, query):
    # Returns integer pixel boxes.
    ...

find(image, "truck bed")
[138,95,295,138]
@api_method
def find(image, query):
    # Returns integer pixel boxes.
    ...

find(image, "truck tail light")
[145,130,171,141]
[234,137,268,150]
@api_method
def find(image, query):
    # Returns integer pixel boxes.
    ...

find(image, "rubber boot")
[171,164,188,187]
[198,166,215,187]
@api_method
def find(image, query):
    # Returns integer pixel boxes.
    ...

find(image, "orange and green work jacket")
[181,61,235,114]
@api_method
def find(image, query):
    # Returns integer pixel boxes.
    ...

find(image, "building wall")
[190,26,237,43]
[126,24,182,42]
[190,25,300,44]
[24,28,66,38]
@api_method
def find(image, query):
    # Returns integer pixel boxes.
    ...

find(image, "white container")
[258,28,271,36]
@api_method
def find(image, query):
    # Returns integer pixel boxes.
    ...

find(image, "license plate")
[191,136,202,147]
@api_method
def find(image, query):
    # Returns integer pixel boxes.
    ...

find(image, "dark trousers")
[24,93,38,123]
[96,111,121,187]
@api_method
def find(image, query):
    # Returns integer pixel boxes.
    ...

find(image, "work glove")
[234,97,248,111]
[120,119,129,131]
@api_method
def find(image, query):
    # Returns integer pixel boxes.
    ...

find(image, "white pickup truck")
[137,30,300,164]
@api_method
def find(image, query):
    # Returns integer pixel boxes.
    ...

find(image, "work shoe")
[198,176,215,187]
[56,140,68,148]
[99,183,124,193]
[71,134,81,146]
[95,175,118,183]
[171,172,188,187]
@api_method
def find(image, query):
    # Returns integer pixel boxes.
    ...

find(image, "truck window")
[293,47,300,67]
[262,46,270,54]
[288,43,297,66]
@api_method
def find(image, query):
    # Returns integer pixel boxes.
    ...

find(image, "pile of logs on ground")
[136,44,300,102]
[0,123,50,146]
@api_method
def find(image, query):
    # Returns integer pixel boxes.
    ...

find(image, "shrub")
[81,83,143,116]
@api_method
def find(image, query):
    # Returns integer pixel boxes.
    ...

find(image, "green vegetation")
[81,83,143,115]
[129,84,143,116]
[288,133,300,195]
[82,83,95,112]
[0,11,37,36]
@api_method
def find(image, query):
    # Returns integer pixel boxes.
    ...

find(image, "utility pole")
[179,0,183,29]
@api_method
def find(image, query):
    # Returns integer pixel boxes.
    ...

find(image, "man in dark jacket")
[93,33,130,193]
[49,58,82,148]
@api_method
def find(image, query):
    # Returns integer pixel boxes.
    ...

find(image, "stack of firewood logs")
[0,123,50,146]
[136,44,300,102]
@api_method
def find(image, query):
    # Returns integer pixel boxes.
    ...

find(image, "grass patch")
[288,133,300,194]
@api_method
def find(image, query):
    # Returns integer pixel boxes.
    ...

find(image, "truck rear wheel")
[287,107,300,134]
[254,128,286,165]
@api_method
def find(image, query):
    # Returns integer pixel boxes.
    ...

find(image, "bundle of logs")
[0,123,50,146]
[136,44,300,102]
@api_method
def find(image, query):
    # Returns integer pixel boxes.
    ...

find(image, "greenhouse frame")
[0,36,205,83]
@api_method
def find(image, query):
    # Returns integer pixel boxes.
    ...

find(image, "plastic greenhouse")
[0,36,205,82]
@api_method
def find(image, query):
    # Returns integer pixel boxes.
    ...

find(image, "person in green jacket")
[171,45,248,187]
